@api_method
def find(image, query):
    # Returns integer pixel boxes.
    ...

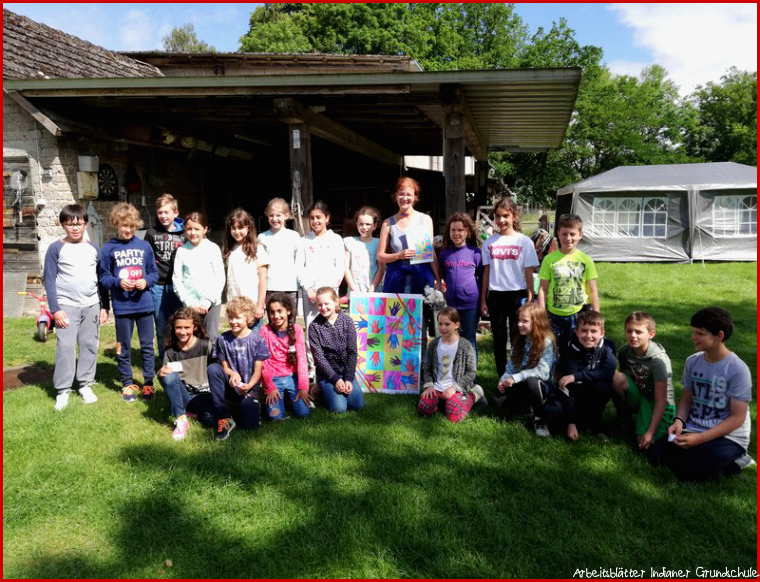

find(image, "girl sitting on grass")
[157,307,216,441]
[308,287,365,414]
[259,292,313,420]
[418,307,486,423]
[496,302,557,437]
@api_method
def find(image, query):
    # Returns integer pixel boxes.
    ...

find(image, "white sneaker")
[534,419,550,438]
[54,392,70,411]
[79,385,98,404]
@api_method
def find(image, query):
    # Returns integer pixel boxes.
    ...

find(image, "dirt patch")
[3,365,53,391]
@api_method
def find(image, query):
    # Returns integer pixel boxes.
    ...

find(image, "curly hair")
[110,202,143,228]
[164,307,208,351]
[442,211,478,249]
[227,295,257,323]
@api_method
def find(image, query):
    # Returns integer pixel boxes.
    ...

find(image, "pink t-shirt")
[259,324,310,395]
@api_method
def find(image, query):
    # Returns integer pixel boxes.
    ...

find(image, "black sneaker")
[534,419,550,438]
[215,418,236,441]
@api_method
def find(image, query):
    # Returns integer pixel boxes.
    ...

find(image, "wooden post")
[442,86,466,217]
[288,123,312,235]
[474,160,490,210]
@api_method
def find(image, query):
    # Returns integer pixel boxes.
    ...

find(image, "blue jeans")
[457,308,479,361]
[115,312,155,387]
[266,374,311,420]
[159,372,215,426]
[208,363,261,428]
[151,284,182,362]
[549,311,578,352]
[318,376,366,413]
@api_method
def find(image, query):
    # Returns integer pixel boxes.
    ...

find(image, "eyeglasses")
[63,223,85,229]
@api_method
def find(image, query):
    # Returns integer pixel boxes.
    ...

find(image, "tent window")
[713,195,757,237]
[590,196,667,238]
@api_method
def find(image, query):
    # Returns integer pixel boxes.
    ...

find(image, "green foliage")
[2,263,757,578]
[238,6,755,208]
[162,22,216,53]
[685,68,758,165]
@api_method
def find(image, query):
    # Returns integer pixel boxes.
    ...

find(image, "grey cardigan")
[421,337,477,394]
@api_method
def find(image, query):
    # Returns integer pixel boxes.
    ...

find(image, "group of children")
[44,180,753,480]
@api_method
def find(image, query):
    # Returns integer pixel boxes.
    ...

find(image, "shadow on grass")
[12,403,757,579]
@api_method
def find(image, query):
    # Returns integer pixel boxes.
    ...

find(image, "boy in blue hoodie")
[144,193,186,361]
[100,203,158,402]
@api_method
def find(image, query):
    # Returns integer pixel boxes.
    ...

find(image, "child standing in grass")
[223,208,269,330]
[439,212,483,358]
[480,198,539,377]
[419,307,486,422]
[296,201,345,379]
[144,193,185,362]
[99,203,158,403]
[309,287,365,414]
[157,307,216,441]
[259,197,301,320]
[538,213,599,351]
[173,212,225,342]
[650,307,753,480]
[344,206,384,298]
[45,204,110,410]
[259,293,312,420]
[208,296,270,440]
[496,303,556,437]
[611,311,676,450]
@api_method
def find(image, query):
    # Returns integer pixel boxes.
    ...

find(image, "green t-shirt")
[618,341,675,406]
[538,250,597,316]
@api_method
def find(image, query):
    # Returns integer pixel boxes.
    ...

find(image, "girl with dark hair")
[480,197,539,377]
[157,307,216,441]
[295,200,345,380]
[259,292,312,420]
[173,212,225,342]
[439,212,483,358]
[223,208,269,329]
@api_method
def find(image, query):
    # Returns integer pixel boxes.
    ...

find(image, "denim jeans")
[151,284,182,362]
[318,376,365,413]
[266,374,311,420]
[549,311,578,352]
[457,308,479,361]
[115,312,155,387]
[159,372,215,426]
[207,363,261,428]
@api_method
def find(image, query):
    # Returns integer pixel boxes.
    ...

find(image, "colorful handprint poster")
[406,228,435,265]
[349,292,423,394]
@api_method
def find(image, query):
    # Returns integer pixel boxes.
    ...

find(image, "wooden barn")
[3,8,581,314]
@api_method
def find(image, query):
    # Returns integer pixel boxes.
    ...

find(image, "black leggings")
[486,289,528,377]
[506,377,550,421]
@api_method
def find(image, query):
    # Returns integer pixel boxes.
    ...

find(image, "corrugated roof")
[2,9,162,80]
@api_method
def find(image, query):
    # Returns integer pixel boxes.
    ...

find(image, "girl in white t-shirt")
[259,197,301,322]
[223,208,269,330]
[480,197,539,377]
[418,307,485,422]
[344,206,385,299]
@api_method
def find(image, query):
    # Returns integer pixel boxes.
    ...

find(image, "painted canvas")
[349,292,424,394]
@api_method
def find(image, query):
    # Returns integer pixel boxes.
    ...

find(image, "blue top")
[213,330,271,397]
[438,245,483,310]
[99,236,158,315]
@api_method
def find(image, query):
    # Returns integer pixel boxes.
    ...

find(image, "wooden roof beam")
[274,97,402,167]
[441,84,487,162]
[4,89,62,136]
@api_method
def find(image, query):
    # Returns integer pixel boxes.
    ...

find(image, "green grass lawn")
[3,263,757,578]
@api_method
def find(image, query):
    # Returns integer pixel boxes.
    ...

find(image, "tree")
[162,23,216,53]
[684,68,757,165]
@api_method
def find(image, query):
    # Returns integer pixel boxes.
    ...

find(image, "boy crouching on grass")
[650,307,754,481]
[544,309,616,441]
[611,311,676,450]
[208,296,270,441]
[45,204,110,410]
